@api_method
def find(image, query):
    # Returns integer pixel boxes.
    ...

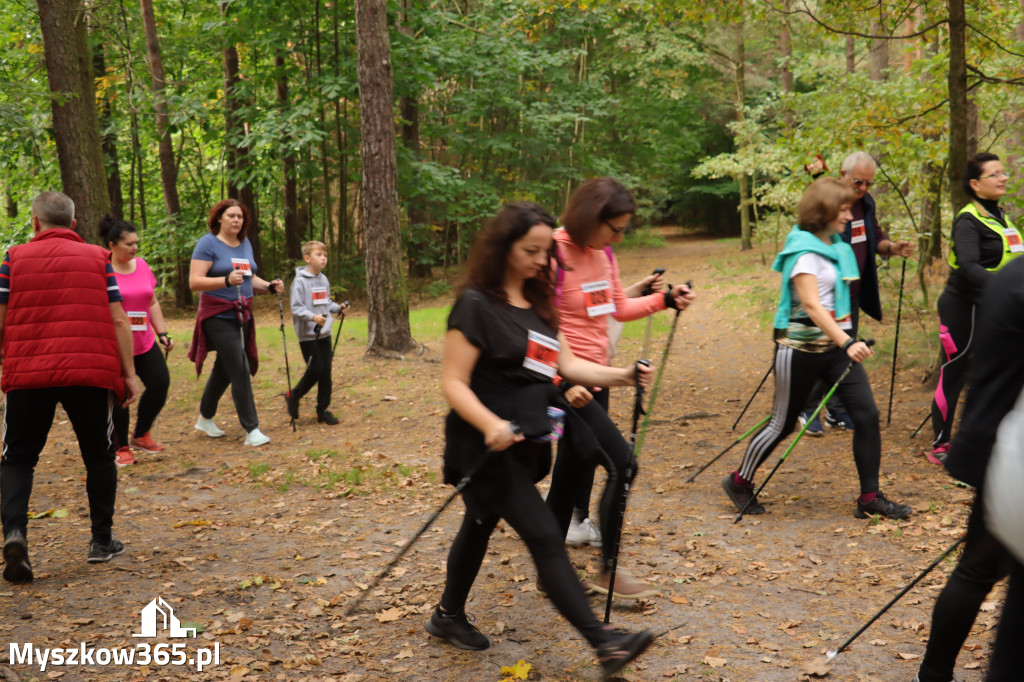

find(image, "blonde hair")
[302,241,327,257]
[798,177,857,234]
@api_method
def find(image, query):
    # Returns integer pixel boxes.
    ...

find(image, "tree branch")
[967,64,1024,86]
[764,0,947,40]
[966,22,1024,59]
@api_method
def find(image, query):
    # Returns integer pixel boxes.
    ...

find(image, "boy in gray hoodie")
[285,241,348,424]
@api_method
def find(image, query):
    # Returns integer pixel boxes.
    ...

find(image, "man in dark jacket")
[0,192,139,583]
[914,255,1024,681]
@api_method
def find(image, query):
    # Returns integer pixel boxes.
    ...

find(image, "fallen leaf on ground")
[500,659,532,680]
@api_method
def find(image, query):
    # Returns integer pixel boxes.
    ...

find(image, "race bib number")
[1006,228,1024,254]
[312,286,329,306]
[850,219,866,244]
[523,330,560,378]
[581,280,616,317]
[231,258,252,277]
[128,311,148,332]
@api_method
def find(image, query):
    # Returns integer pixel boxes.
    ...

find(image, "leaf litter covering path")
[0,232,1001,681]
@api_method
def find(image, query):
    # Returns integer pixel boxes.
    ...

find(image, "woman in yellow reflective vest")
[927,153,1023,465]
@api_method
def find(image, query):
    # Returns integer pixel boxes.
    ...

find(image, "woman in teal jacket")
[721,177,910,520]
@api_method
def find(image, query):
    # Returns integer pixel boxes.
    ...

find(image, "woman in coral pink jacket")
[545,176,693,599]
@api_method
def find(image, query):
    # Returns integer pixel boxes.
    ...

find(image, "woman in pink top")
[546,177,693,598]
[103,217,174,467]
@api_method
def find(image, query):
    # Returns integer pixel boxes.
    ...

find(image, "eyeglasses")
[603,220,629,234]
[851,178,873,188]
[980,171,1010,180]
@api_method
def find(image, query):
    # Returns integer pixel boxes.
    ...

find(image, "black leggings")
[989,556,1024,680]
[738,343,881,494]
[291,336,333,413]
[570,389,610,519]
[199,316,259,431]
[918,494,1013,682]
[930,292,976,446]
[547,398,630,570]
[439,443,610,648]
[113,343,170,447]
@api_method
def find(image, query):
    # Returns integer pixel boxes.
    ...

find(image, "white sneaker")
[566,516,602,548]
[194,416,225,438]
[244,428,271,447]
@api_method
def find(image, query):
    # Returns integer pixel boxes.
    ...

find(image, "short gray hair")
[31,191,75,227]
[841,151,876,174]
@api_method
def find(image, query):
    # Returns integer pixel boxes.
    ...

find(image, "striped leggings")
[737,343,882,494]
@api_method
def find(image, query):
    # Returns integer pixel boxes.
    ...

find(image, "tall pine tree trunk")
[948,0,968,212]
[733,10,752,251]
[276,51,303,260]
[37,0,110,242]
[140,0,190,306]
[93,43,124,220]
[356,0,415,356]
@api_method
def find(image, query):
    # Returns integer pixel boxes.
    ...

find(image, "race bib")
[581,280,616,317]
[1006,227,1024,254]
[312,286,329,306]
[231,258,252,277]
[850,219,866,244]
[523,330,560,378]
[128,311,148,332]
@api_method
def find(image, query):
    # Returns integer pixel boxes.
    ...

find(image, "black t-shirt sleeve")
[447,289,491,350]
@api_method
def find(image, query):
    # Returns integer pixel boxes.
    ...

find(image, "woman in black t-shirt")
[426,202,654,678]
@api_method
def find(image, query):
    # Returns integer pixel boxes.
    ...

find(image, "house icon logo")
[133,597,197,638]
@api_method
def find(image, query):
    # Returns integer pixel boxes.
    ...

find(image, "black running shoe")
[3,530,33,583]
[722,473,765,514]
[87,537,126,563]
[284,392,299,420]
[317,410,339,426]
[855,491,911,520]
[598,628,654,680]
[425,606,490,650]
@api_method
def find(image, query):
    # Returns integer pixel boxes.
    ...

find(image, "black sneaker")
[3,530,33,583]
[87,537,126,563]
[425,606,490,650]
[722,473,765,514]
[284,392,299,420]
[598,628,654,680]
[855,492,911,520]
[825,410,855,430]
[317,410,339,426]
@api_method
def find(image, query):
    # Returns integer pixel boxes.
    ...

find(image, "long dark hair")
[207,199,250,240]
[459,202,560,331]
[964,152,1000,200]
[100,215,137,248]
[561,177,637,248]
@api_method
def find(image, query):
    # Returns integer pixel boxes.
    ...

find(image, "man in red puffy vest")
[0,192,139,583]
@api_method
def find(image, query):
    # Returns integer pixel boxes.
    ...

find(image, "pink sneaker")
[129,432,164,453]
[926,442,951,466]
[115,446,137,468]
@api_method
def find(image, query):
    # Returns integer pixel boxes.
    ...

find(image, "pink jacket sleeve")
[608,250,666,322]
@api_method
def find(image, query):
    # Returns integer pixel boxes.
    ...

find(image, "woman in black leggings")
[722,177,910,520]
[927,153,1022,464]
[428,202,653,678]
[103,217,173,467]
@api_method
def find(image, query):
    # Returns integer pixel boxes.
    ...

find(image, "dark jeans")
[199,316,259,431]
[439,442,610,648]
[739,343,881,494]
[570,388,610,519]
[918,495,1013,682]
[931,292,975,446]
[1,387,117,544]
[113,343,170,446]
[548,396,629,570]
[291,336,333,413]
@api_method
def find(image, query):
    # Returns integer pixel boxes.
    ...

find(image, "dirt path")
[0,233,997,682]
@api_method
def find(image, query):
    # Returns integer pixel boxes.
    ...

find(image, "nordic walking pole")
[603,280,690,623]
[276,287,296,432]
[887,258,907,424]
[803,535,966,675]
[345,424,521,616]
[733,361,773,431]
[911,411,930,439]
[603,359,649,624]
[686,414,770,484]
[332,301,349,355]
[735,339,875,523]
[641,268,666,359]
